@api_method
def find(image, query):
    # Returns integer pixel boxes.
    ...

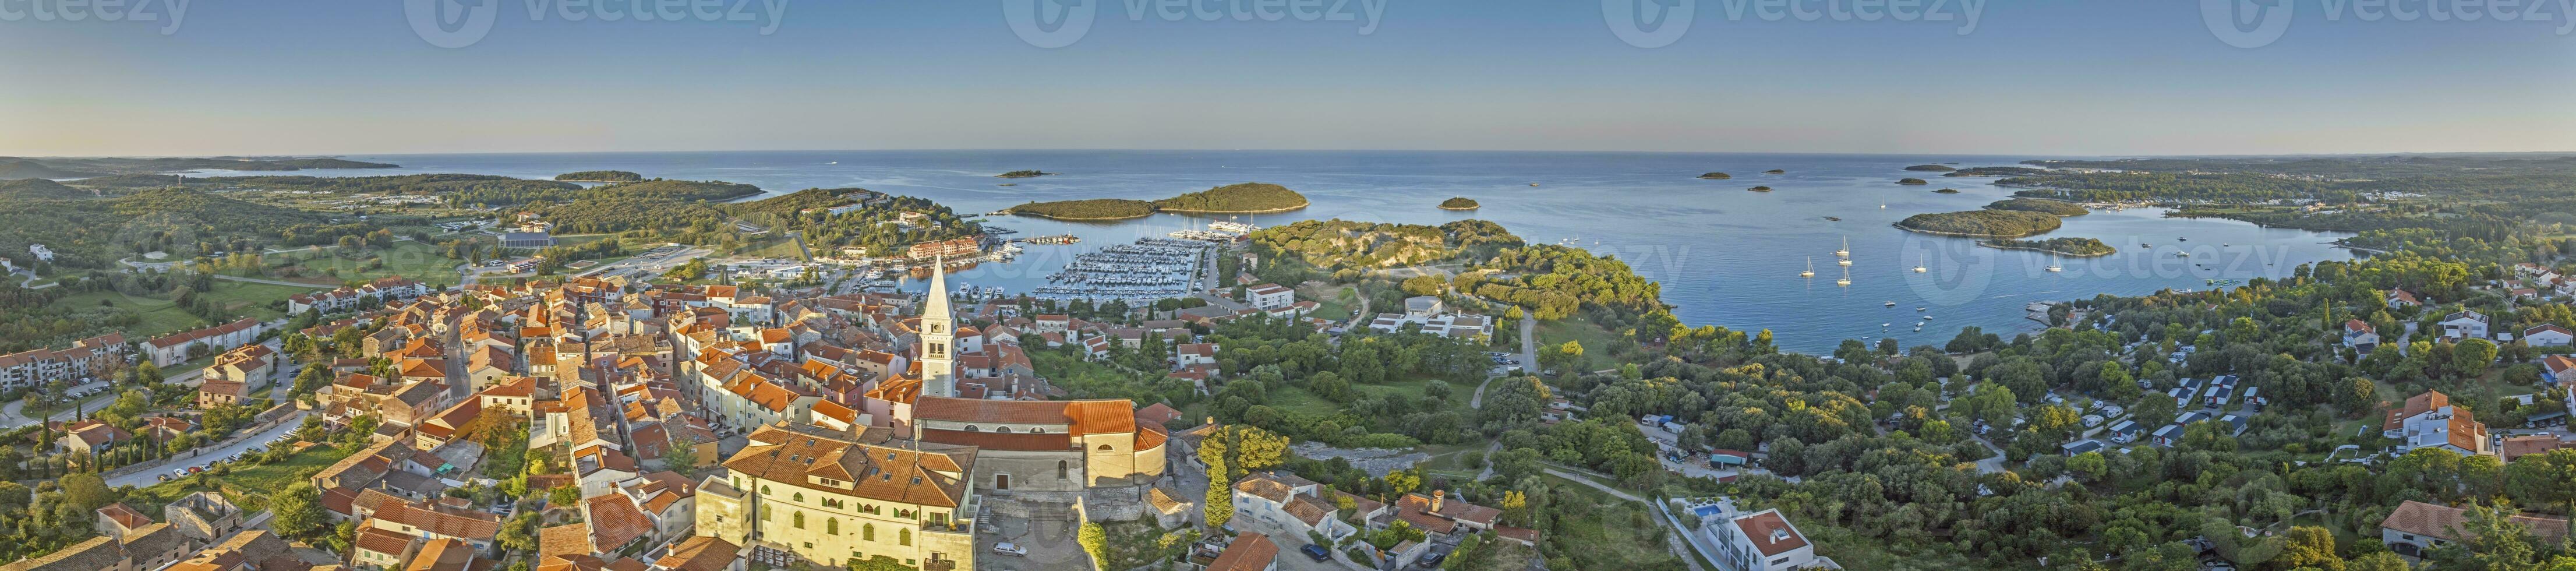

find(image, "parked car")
[186,466,203,474]
[1301,544,1332,562]
[991,543,1027,556]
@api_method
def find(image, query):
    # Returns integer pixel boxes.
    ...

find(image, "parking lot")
[971,500,1088,571]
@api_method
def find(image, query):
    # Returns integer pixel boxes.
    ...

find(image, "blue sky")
[1,0,2570,156]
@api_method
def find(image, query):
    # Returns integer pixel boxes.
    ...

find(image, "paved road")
[1517,313,1538,372]
[104,411,308,489]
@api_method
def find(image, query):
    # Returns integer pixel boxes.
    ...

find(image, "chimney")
[1432,489,1444,513]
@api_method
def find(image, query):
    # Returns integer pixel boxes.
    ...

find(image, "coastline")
[1891,223,2055,239]
[1437,206,1480,210]
[1154,203,1310,215]
[1977,241,2115,258]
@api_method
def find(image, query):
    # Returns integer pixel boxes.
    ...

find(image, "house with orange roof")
[909,396,1168,498]
[2382,390,2491,456]
[2381,500,2570,559]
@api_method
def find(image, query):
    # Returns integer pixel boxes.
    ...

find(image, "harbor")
[1031,238,1216,303]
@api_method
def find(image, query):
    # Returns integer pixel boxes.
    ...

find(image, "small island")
[1894,209,2063,238]
[1896,178,1930,185]
[1764,169,1786,174]
[1982,237,2117,257]
[1438,196,1480,210]
[1002,198,1156,220]
[1005,182,1308,220]
[554,170,645,182]
[1903,164,1957,172]
[1698,172,1732,179]
[1933,188,1963,194]
[1747,186,1773,192]
[1983,198,2089,216]
[996,170,1055,178]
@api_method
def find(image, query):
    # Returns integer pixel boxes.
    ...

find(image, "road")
[1516,313,1538,372]
[104,411,308,489]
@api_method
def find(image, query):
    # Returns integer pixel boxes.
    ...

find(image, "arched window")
[793,493,803,502]
[760,505,772,521]
[962,425,978,432]
[997,427,1013,433]
[793,511,805,528]
[862,523,875,541]
[1097,444,1114,451]
[1057,460,1069,479]
[899,529,911,547]
[760,485,771,495]
[1029,427,1045,433]
[826,518,839,535]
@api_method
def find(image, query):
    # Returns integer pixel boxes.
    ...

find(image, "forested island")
[1765,169,1786,174]
[1698,172,1732,179]
[1980,237,2116,256]
[995,170,1055,178]
[554,170,645,182]
[0,156,394,179]
[1001,198,1156,220]
[1439,196,1480,210]
[1984,198,2090,216]
[1896,178,1930,185]
[1747,186,1773,192]
[1933,188,1963,194]
[1006,182,1308,220]
[1894,209,2063,237]
[1903,164,1956,172]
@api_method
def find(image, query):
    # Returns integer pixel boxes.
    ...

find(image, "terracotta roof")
[723,424,974,508]
[1136,403,1183,426]
[2382,500,2571,544]
[2501,435,2568,463]
[536,524,593,559]
[356,526,415,557]
[96,503,151,531]
[582,494,654,551]
[1734,510,1811,556]
[1207,533,1278,571]
[404,538,479,571]
[653,537,740,571]
[1233,474,1299,503]
[912,396,1136,435]
[2385,390,2452,427]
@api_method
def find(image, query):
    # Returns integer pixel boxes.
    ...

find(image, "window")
[761,505,772,521]
[997,427,1013,433]
[1057,460,1068,479]
[793,493,804,502]
[793,511,804,528]
[899,529,911,547]
[1098,444,1113,451]
[963,425,978,432]
[826,518,838,535]
[862,523,875,541]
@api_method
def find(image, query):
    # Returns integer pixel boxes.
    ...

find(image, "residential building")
[1694,501,1838,571]
[2342,319,2379,352]
[2439,309,2490,340]
[694,424,977,570]
[2383,390,2492,456]
[1204,533,1277,571]
[2524,324,2574,347]
[1243,283,1295,310]
[2380,500,2569,559]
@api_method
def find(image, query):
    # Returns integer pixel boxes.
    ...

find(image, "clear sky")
[1,0,2571,156]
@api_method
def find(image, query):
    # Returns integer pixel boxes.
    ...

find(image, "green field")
[55,280,310,338]
[131,443,355,512]
[1536,319,1623,370]
[1538,473,1686,570]
[1268,377,1472,419]
[248,240,461,286]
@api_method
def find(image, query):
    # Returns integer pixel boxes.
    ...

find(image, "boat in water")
[1824,216,1842,221]
[1912,265,1927,273]
[1916,306,1926,312]
[1839,258,1853,266]
[1801,257,1816,278]
[1835,236,1850,258]
[2046,265,2063,272]
[1836,267,1851,287]
[1884,301,1897,306]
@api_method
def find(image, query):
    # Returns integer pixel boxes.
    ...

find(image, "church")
[889,259,1169,516]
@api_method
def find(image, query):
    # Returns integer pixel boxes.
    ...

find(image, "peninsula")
[1005,182,1308,220]
[1439,196,1480,210]
[1981,237,2116,256]
[555,170,646,182]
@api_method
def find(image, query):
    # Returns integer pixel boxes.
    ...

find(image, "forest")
[1895,209,2065,237]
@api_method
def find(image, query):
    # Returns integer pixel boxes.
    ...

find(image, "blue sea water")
[201,150,2358,354]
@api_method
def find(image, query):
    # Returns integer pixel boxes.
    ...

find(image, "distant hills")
[1006,182,1309,220]
[0,178,97,200]
[0,156,397,179]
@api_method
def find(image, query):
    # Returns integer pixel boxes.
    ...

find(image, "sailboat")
[2046,265,2063,272]
[1835,236,1850,258]
[1839,257,1853,266]
[1836,267,1851,287]
[1912,265,1928,273]
[1801,257,1816,278]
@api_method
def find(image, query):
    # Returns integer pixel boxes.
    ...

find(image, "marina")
[1032,238,1215,302]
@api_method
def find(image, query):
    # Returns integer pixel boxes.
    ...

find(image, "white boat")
[1836,267,1851,287]
[1912,265,1927,273]
[1881,323,1892,327]
[1884,301,1896,306]
[1839,258,1853,266]
[828,161,838,164]
[1916,306,1925,311]
[1801,257,1815,278]
[1835,236,1850,258]
[2046,265,2063,272]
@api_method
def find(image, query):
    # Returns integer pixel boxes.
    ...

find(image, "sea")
[185,150,2361,354]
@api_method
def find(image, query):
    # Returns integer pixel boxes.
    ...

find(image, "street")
[104,411,308,489]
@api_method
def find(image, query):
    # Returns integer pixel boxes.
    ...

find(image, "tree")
[1077,521,1108,569]
[2455,338,2499,378]
[497,513,540,552]
[58,473,114,509]
[1385,468,1423,496]
[2276,526,2345,571]
[271,482,330,540]
[2504,449,2576,514]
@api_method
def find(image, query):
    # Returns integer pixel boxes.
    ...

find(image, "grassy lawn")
[1301,284,1358,321]
[1267,377,1472,419]
[55,280,307,338]
[132,443,355,512]
[1535,319,1624,370]
[1538,473,1684,570]
[251,241,461,286]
